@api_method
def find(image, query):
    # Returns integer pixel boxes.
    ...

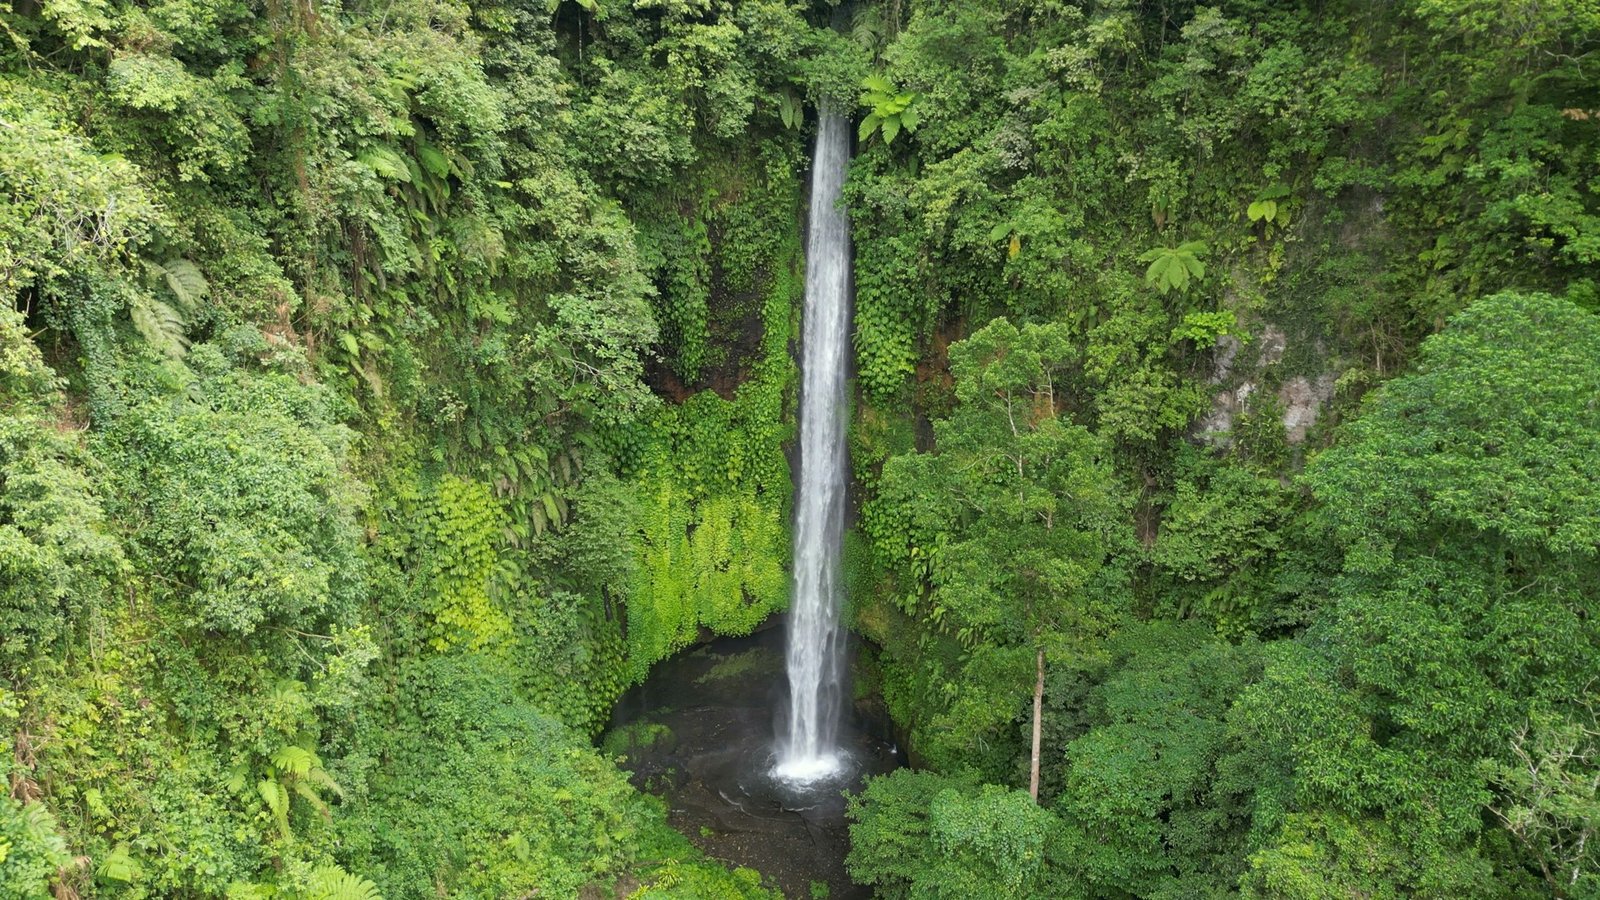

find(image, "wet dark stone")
[606,628,903,899]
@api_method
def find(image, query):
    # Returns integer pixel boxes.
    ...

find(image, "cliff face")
[1196,326,1336,449]
[0,2,850,897]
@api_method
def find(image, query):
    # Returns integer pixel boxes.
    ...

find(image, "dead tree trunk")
[1030,646,1044,802]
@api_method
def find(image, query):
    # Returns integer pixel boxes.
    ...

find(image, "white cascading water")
[775,109,852,784]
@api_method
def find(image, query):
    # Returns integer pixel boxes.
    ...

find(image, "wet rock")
[605,630,902,899]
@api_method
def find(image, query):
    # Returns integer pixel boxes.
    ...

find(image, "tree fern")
[151,258,208,313]
[859,73,919,145]
[851,6,884,53]
[271,745,316,776]
[268,743,344,827]
[225,866,382,900]
[130,258,208,358]
[356,145,412,183]
[95,843,140,883]
[129,293,189,358]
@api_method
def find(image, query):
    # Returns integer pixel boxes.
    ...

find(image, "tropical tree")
[846,769,1058,898]
[1245,292,1600,893]
[878,318,1129,800]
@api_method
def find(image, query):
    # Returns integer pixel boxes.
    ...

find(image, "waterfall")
[775,109,852,783]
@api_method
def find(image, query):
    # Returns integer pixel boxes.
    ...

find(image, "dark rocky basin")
[605,628,902,898]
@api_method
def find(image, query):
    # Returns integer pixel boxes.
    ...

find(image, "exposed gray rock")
[1211,334,1243,383]
[1255,325,1287,367]
[1279,373,1336,444]
[1196,325,1333,447]
[1196,382,1254,445]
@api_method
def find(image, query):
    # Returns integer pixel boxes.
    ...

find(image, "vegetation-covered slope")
[841,2,1600,897]
[2,0,1598,898]
[0,0,855,895]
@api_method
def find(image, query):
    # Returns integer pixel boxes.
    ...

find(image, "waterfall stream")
[775,109,852,783]
[603,110,898,897]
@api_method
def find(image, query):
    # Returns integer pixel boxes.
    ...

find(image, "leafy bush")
[100,360,366,636]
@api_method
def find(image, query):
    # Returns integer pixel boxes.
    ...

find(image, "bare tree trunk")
[1030,646,1044,802]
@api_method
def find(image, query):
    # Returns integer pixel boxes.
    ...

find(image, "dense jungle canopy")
[1,0,1598,897]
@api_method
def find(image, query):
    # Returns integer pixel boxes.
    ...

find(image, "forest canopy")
[2,0,1598,898]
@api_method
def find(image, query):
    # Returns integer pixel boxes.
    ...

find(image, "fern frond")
[356,145,412,183]
[258,777,291,839]
[226,762,250,795]
[299,761,344,798]
[290,780,332,820]
[415,142,450,179]
[96,843,140,883]
[224,882,274,900]
[270,680,307,707]
[129,294,189,359]
[304,865,382,900]
[271,745,316,776]
[156,258,209,313]
[20,802,70,856]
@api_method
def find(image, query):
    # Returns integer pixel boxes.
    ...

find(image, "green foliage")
[1306,292,1600,574]
[845,769,968,896]
[0,79,162,304]
[625,446,788,682]
[618,220,800,682]
[639,210,714,381]
[1247,184,1293,230]
[1138,240,1210,295]
[859,73,920,145]
[298,865,383,900]
[0,0,829,895]
[851,228,923,402]
[847,770,1055,898]
[1481,707,1600,897]
[100,358,366,636]
[7,0,1600,896]
[129,258,209,359]
[1051,624,1267,897]
[225,713,345,844]
[1232,292,1600,894]
[0,316,125,662]
[923,318,1130,648]
[415,475,509,651]
[1149,450,1293,632]
[602,721,675,763]
[1239,812,1417,900]
[341,653,650,897]
[864,318,1132,775]
[843,2,1600,892]
[922,784,1055,897]
[339,653,767,899]
[693,647,780,685]
[0,795,71,900]
[775,90,803,130]
[1169,309,1237,345]
[626,859,776,899]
